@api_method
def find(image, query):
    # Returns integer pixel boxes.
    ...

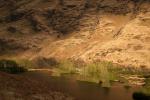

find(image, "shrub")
[133,91,150,100]
[0,59,27,74]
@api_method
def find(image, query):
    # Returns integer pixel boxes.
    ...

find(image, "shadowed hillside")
[0,0,149,68]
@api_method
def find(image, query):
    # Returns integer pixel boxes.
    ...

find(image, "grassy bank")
[52,60,150,88]
[79,62,116,87]
[52,60,118,87]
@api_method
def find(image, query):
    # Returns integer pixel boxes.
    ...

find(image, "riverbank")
[0,70,140,100]
[0,59,150,100]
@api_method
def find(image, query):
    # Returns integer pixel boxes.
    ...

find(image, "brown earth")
[0,0,150,68]
[0,71,75,100]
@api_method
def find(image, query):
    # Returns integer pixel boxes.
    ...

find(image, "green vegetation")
[0,59,27,74]
[80,63,102,83]
[79,61,116,87]
[140,87,150,95]
[52,60,77,76]
[53,60,117,87]
[58,60,76,74]
[16,59,34,68]
[52,60,150,88]
[13,57,59,69]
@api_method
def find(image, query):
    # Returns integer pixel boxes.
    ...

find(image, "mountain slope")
[0,0,150,68]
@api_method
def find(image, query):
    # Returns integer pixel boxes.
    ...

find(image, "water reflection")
[26,71,140,100]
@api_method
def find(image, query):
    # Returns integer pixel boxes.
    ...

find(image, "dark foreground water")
[26,71,140,100]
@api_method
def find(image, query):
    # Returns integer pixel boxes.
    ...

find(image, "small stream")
[25,71,140,100]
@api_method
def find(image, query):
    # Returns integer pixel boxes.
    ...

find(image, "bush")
[133,92,150,100]
[0,59,27,74]
[133,85,150,100]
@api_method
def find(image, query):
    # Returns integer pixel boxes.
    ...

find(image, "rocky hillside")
[0,0,150,68]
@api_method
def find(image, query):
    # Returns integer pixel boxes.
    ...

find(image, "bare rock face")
[0,0,149,68]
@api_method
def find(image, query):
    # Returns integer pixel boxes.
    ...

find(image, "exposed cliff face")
[0,0,150,68]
